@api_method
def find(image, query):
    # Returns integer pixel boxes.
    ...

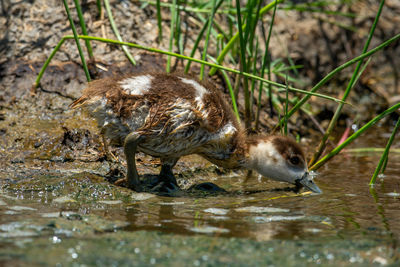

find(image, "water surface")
[1,134,399,266]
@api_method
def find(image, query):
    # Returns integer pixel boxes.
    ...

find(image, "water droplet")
[326,253,334,260]
[51,236,61,244]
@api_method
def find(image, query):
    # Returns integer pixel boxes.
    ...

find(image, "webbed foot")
[188,182,227,193]
[114,177,143,192]
[150,180,182,196]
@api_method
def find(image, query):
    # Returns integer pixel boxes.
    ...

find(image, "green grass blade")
[184,20,209,74]
[370,117,400,185]
[73,0,94,61]
[199,0,218,80]
[283,74,289,136]
[104,0,136,65]
[235,0,251,128]
[255,0,278,129]
[35,35,350,105]
[277,32,400,129]
[243,0,257,51]
[33,37,67,90]
[156,0,163,43]
[62,0,91,82]
[96,0,102,15]
[309,0,385,166]
[209,55,240,123]
[141,0,234,14]
[209,0,283,76]
[35,34,398,108]
[166,0,177,73]
[249,39,259,116]
[345,148,400,153]
[309,57,372,165]
[310,102,400,171]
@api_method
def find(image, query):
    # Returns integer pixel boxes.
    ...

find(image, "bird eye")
[289,156,300,165]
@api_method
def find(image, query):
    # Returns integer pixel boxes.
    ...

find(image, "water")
[1,138,399,265]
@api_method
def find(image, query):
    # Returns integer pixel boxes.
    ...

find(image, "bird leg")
[123,132,143,191]
[160,164,178,187]
[101,134,118,162]
[150,158,180,193]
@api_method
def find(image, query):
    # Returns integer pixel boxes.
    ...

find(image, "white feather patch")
[179,77,208,99]
[179,77,210,120]
[119,75,153,95]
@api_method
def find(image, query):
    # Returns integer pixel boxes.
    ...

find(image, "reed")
[255,0,278,129]
[104,0,136,65]
[235,0,251,128]
[73,0,94,61]
[310,102,400,171]
[61,0,91,82]
[199,0,218,80]
[166,0,177,73]
[156,0,163,43]
[308,0,386,166]
[369,117,400,185]
[34,35,344,104]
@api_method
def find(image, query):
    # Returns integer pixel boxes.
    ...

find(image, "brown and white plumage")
[71,72,321,193]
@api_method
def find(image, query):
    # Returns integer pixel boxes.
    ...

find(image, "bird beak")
[296,172,322,194]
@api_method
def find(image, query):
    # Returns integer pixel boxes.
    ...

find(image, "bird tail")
[69,96,88,109]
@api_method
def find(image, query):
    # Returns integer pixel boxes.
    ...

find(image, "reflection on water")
[119,152,400,243]
[0,143,400,264]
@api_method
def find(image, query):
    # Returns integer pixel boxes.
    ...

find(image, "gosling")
[71,72,321,193]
